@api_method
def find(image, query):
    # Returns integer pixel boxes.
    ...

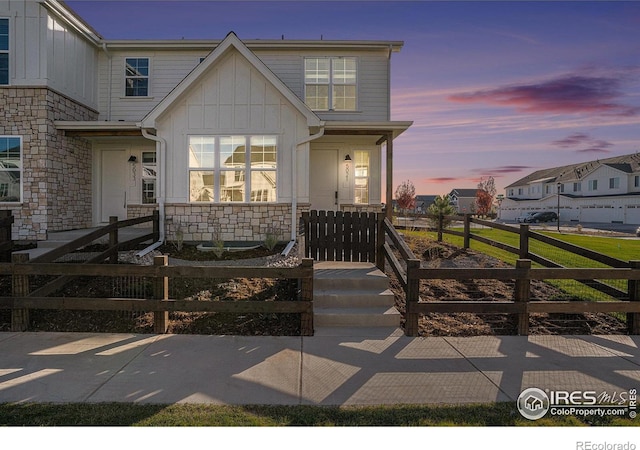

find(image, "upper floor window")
[188,135,277,203]
[573,182,581,192]
[588,179,598,191]
[304,57,357,111]
[0,136,21,202]
[125,58,149,96]
[0,19,9,85]
[635,176,639,188]
[609,177,620,189]
[354,150,370,204]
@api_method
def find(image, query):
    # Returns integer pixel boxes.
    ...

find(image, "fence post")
[0,210,13,262]
[153,255,169,334]
[299,258,314,336]
[152,209,160,242]
[463,214,471,249]
[405,258,421,336]
[515,259,531,336]
[109,216,119,264]
[437,214,443,242]
[376,212,385,271]
[11,253,30,331]
[628,260,640,335]
[519,224,529,259]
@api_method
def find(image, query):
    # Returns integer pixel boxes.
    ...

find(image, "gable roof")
[506,153,640,189]
[449,189,478,198]
[139,32,321,129]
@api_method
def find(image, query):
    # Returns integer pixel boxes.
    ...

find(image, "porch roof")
[323,121,413,140]
[54,121,142,137]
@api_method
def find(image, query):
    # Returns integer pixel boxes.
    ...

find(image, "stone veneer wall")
[0,88,97,241]
[163,203,308,243]
[127,204,158,228]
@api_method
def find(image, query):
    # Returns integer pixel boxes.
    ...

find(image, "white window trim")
[304,56,358,112]
[188,135,278,204]
[124,56,151,98]
[0,135,23,204]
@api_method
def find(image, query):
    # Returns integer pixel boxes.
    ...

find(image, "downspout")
[136,128,167,257]
[101,43,113,121]
[282,124,325,256]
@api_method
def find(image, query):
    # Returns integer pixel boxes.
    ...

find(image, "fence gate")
[301,210,382,262]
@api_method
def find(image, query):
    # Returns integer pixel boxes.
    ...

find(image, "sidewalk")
[0,330,638,405]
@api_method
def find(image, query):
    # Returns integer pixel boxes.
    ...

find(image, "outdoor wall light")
[128,155,137,163]
[344,154,352,161]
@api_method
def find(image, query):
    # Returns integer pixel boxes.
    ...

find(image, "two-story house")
[0,0,412,246]
[500,153,640,224]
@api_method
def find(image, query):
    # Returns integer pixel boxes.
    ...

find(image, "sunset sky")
[66,0,640,197]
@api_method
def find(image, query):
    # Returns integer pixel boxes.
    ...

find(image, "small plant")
[210,222,224,258]
[263,226,280,251]
[576,224,583,233]
[174,222,184,252]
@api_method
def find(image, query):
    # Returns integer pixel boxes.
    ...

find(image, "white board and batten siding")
[156,49,309,204]
[0,0,98,109]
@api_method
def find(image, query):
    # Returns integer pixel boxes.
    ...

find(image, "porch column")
[378,133,394,220]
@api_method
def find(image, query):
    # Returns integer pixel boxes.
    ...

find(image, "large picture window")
[125,57,149,96]
[305,57,356,111]
[189,135,277,203]
[0,18,9,85]
[0,136,21,202]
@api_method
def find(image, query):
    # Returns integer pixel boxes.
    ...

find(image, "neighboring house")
[500,153,640,224]
[448,189,479,214]
[391,195,436,215]
[0,1,412,243]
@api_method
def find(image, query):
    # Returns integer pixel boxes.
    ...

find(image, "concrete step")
[314,306,401,328]
[314,268,389,292]
[314,289,395,308]
[313,326,404,337]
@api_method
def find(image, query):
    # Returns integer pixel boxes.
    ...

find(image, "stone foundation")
[0,87,97,241]
[164,203,308,243]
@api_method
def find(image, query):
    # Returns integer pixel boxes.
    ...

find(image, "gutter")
[282,124,325,256]
[136,127,167,257]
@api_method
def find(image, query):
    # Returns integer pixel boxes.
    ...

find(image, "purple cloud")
[449,74,638,116]
[552,132,613,154]
[472,166,533,177]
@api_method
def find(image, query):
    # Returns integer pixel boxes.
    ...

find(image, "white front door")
[309,149,338,211]
[100,149,127,223]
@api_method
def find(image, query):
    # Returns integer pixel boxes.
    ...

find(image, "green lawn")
[0,402,637,426]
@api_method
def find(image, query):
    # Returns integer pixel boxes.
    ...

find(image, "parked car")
[516,212,537,223]
[524,211,558,223]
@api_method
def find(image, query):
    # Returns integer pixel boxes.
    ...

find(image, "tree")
[476,177,496,217]
[395,180,416,227]
[427,194,456,229]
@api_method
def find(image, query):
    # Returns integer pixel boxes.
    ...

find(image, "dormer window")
[304,57,357,111]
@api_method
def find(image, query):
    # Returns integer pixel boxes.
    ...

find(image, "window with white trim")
[588,179,598,191]
[0,18,9,85]
[573,182,581,192]
[188,135,277,203]
[304,57,357,111]
[354,150,370,204]
[141,151,156,204]
[125,57,149,96]
[635,175,639,188]
[0,136,21,202]
[609,177,620,189]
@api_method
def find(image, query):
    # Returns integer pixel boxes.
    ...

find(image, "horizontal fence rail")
[1,255,315,336]
[384,213,640,336]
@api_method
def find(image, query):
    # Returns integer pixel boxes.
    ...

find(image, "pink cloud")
[449,74,638,116]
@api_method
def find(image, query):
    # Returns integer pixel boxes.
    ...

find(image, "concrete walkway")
[0,330,638,406]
